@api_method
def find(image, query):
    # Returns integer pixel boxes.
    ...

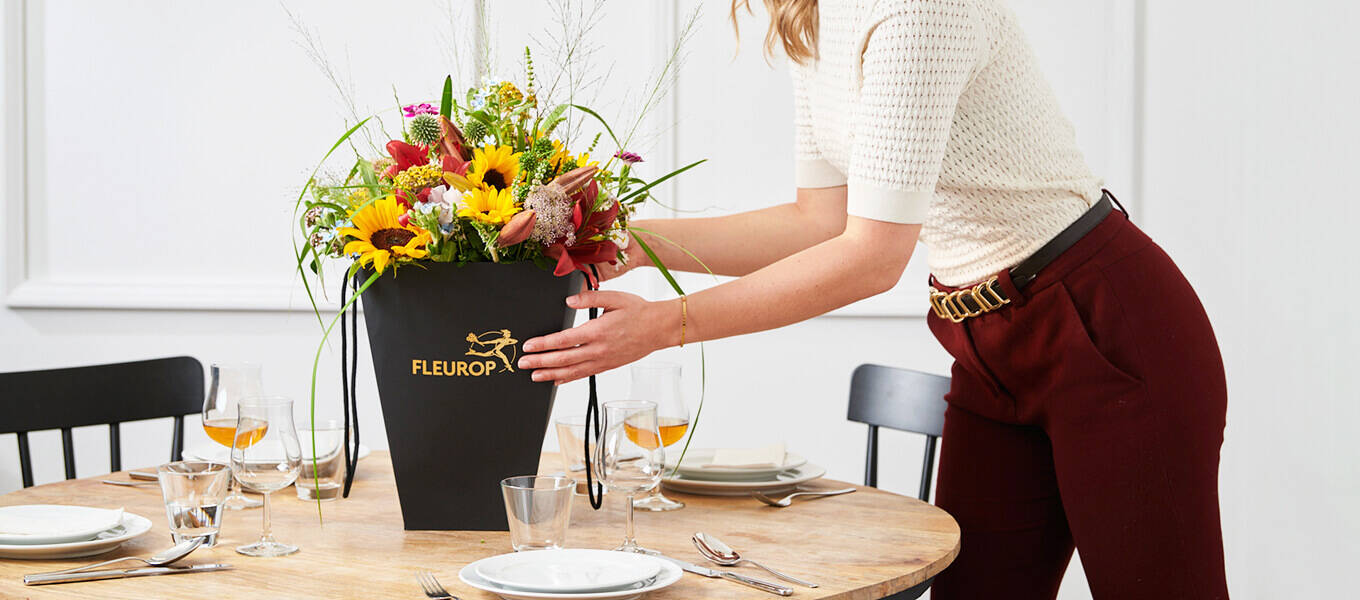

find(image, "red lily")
[543,180,620,286]
[384,140,429,179]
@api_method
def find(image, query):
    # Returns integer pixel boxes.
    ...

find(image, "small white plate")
[665,449,809,481]
[661,463,827,497]
[183,442,371,463]
[0,512,152,559]
[0,505,126,545]
[460,554,681,600]
[474,549,662,593]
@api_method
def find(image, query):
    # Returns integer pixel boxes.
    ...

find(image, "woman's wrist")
[646,297,685,350]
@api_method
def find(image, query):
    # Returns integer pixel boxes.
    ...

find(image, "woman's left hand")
[518,290,675,384]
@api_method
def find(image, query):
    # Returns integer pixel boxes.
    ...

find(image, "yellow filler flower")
[338,196,431,274]
[466,145,521,191]
[459,186,521,226]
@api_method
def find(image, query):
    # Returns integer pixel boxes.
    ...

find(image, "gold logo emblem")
[409,329,520,377]
[465,329,519,373]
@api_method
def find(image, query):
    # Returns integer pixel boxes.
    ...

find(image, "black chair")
[847,363,951,600]
[1,356,204,488]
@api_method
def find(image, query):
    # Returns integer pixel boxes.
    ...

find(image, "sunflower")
[458,186,521,226]
[338,196,432,274]
[466,145,522,191]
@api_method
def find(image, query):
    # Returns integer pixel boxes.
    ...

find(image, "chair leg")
[865,425,879,488]
[109,423,122,473]
[918,435,938,502]
[17,432,34,488]
[60,427,77,480]
[172,415,185,462]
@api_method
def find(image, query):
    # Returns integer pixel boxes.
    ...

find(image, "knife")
[645,551,793,596]
[127,471,159,481]
[24,563,233,586]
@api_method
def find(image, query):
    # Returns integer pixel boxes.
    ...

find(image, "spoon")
[752,487,857,508]
[34,537,204,576]
[693,532,819,588]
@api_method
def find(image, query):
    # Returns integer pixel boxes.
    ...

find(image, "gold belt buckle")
[928,276,1010,323]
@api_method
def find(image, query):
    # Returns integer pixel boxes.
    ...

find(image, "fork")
[752,487,857,507]
[416,570,460,600]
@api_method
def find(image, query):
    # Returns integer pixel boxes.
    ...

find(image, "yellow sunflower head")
[458,186,522,226]
[466,145,522,191]
[337,196,432,275]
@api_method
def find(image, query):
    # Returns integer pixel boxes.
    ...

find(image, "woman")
[519,1,1229,598]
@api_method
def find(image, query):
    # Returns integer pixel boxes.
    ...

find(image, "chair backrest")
[0,356,204,487]
[847,364,950,501]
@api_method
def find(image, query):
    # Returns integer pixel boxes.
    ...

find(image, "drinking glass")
[156,461,230,546]
[628,362,688,511]
[202,362,263,509]
[593,400,664,553]
[295,419,345,502]
[231,397,301,557]
[500,475,574,551]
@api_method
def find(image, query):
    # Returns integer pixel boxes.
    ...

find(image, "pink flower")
[402,103,438,118]
[613,150,643,164]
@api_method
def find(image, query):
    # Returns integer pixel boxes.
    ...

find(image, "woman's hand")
[594,235,649,283]
[517,290,678,384]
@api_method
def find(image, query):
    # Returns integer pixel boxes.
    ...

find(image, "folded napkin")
[703,443,787,469]
[0,507,123,537]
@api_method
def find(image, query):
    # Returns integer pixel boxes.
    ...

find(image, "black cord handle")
[583,265,605,510]
[341,270,361,497]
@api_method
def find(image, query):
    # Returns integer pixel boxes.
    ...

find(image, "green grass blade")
[619,159,706,204]
[568,104,621,148]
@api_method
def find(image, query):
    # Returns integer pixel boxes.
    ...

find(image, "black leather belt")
[929,191,1116,323]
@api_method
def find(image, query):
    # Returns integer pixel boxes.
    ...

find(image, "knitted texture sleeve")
[793,67,848,188]
[847,2,980,224]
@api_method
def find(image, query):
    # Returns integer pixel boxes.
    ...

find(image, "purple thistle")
[613,150,644,164]
[402,103,438,118]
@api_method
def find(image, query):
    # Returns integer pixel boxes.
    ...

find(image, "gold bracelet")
[679,295,687,348]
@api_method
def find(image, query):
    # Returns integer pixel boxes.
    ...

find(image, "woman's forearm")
[629,186,848,277]
[649,217,920,345]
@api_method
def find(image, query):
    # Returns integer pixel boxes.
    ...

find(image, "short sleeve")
[792,66,848,188]
[848,3,979,224]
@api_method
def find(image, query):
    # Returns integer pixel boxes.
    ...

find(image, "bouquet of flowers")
[296,51,701,292]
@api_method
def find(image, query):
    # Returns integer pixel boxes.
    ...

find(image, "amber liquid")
[625,416,689,450]
[202,417,269,449]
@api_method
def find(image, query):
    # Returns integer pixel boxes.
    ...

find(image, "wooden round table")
[0,452,958,599]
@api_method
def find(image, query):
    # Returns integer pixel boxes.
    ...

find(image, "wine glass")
[628,362,688,511]
[593,400,664,553]
[231,396,302,557]
[202,363,263,509]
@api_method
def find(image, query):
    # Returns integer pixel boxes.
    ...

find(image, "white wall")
[1,1,1357,598]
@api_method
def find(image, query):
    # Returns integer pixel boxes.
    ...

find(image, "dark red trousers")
[927,209,1229,599]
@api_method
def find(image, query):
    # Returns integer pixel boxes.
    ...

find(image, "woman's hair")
[730,0,819,64]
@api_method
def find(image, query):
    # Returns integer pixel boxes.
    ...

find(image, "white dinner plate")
[474,549,662,593]
[0,505,126,545]
[182,442,371,464]
[665,449,809,481]
[0,512,152,559]
[460,554,681,600]
[660,463,827,496]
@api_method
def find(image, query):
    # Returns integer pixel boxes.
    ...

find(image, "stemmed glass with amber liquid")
[202,363,264,509]
[626,362,688,511]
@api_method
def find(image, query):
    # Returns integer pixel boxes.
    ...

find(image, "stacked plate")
[0,505,152,559]
[660,448,826,496]
[459,549,680,599]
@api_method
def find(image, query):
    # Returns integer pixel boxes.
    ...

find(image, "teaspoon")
[33,537,204,576]
[693,532,819,588]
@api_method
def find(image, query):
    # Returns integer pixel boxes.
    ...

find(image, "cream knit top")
[792,0,1105,286]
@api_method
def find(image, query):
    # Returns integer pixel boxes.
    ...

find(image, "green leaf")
[620,159,707,204]
[568,104,621,149]
[440,76,453,120]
